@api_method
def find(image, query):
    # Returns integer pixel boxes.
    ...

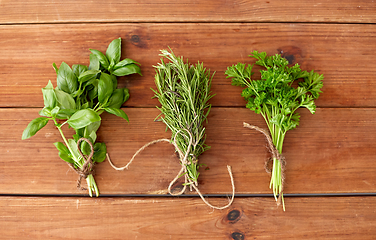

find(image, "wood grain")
[2,107,375,195]
[0,0,375,24]
[1,196,375,239]
[1,23,375,108]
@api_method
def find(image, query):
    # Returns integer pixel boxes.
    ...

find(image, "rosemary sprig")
[152,49,214,186]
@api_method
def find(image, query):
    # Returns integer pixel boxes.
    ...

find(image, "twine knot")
[243,122,286,206]
[67,138,95,191]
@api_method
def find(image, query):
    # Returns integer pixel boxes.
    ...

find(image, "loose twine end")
[243,122,286,205]
[107,130,235,210]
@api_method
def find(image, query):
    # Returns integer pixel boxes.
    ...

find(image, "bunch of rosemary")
[152,49,214,190]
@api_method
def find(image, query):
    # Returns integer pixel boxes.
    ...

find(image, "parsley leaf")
[225,51,324,210]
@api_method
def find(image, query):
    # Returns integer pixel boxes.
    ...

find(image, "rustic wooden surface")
[1,0,376,239]
[1,196,376,239]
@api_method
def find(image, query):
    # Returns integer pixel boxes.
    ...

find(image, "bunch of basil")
[22,38,141,197]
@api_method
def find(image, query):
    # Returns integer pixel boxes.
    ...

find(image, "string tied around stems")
[243,122,286,206]
[67,138,96,190]
[107,131,235,210]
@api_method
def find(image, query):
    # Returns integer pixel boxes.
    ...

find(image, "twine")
[107,130,235,210]
[67,138,95,190]
[243,122,286,206]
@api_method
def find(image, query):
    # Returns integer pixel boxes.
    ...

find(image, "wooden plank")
[0,0,375,24]
[2,107,376,195]
[1,196,375,239]
[1,23,375,108]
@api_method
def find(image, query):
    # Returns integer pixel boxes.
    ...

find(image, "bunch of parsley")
[225,51,323,210]
[22,38,141,197]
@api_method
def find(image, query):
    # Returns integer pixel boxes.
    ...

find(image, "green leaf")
[106,38,122,64]
[123,88,130,103]
[72,64,88,77]
[88,79,99,101]
[114,58,140,69]
[56,62,78,94]
[84,121,101,141]
[78,69,100,83]
[107,89,124,109]
[22,117,50,140]
[41,80,57,109]
[67,109,101,129]
[54,89,76,110]
[78,138,94,156]
[39,107,52,117]
[90,49,109,69]
[53,142,70,155]
[52,63,58,73]
[56,109,77,119]
[104,108,129,122]
[51,106,60,117]
[58,152,75,163]
[89,53,100,70]
[98,73,114,104]
[110,74,118,91]
[68,139,80,162]
[92,142,107,163]
[112,64,142,77]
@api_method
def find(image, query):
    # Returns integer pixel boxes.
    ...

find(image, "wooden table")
[1,1,376,239]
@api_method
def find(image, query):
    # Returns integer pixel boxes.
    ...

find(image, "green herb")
[152,49,214,189]
[22,38,141,197]
[225,51,323,210]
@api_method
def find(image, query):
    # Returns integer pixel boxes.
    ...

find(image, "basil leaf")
[112,64,142,77]
[110,74,118,91]
[84,121,101,137]
[41,80,57,109]
[88,79,99,101]
[22,117,50,140]
[83,121,101,146]
[89,53,100,70]
[98,73,114,104]
[56,109,77,119]
[51,106,60,117]
[55,89,76,110]
[93,142,107,163]
[79,138,94,156]
[56,62,78,94]
[52,63,58,74]
[108,58,115,74]
[123,88,130,103]
[58,152,75,164]
[107,89,124,109]
[72,64,88,77]
[81,102,89,109]
[68,139,80,161]
[39,107,52,117]
[89,131,97,144]
[104,108,129,122]
[78,69,100,83]
[67,109,101,129]
[90,49,109,70]
[106,37,121,64]
[114,58,140,69]
[53,142,70,155]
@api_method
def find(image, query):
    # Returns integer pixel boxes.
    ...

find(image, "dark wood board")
[1,23,376,108]
[1,0,375,24]
[1,196,375,239]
